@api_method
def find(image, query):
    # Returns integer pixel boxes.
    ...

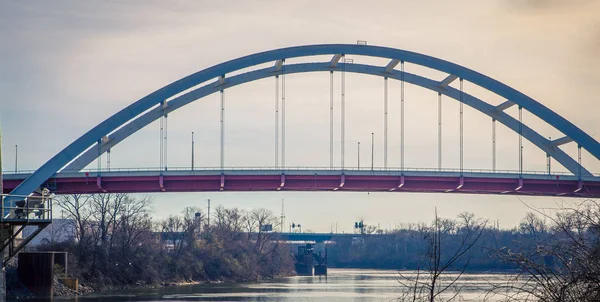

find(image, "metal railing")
[4,166,596,176]
[1,192,52,223]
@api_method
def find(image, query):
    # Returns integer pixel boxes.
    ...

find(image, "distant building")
[22,219,76,246]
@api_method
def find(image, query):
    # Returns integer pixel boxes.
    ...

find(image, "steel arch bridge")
[6,44,600,198]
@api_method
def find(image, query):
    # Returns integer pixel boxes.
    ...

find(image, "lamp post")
[15,144,18,174]
[371,133,374,171]
[357,141,360,170]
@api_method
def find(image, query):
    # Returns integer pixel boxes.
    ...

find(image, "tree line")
[36,194,599,301]
[41,194,294,289]
[328,200,600,301]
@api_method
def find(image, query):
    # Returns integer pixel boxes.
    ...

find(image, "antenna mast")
[280,198,285,232]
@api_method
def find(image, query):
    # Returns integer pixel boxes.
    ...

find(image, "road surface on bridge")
[4,168,599,197]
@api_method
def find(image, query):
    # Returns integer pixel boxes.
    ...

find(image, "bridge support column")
[333,174,345,191]
[96,176,106,193]
[278,174,285,191]
[391,175,405,191]
[159,174,165,192]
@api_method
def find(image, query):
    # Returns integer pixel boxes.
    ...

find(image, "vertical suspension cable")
[384,77,388,169]
[547,136,552,175]
[400,61,405,172]
[97,139,102,174]
[459,78,464,176]
[191,132,195,171]
[492,119,496,171]
[578,145,582,180]
[275,75,279,168]
[518,106,523,177]
[164,113,168,171]
[220,89,225,170]
[281,60,286,169]
[341,55,346,170]
[330,71,334,169]
[159,106,164,170]
[438,93,442,171]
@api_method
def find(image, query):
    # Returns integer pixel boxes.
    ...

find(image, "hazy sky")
[1,0,599,232]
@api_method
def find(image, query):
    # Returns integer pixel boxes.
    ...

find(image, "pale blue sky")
[2,1,600,232]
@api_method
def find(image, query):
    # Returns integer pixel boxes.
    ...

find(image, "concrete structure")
[17,252,67,297]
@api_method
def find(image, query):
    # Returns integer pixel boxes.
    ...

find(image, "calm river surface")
[17,269,524,302]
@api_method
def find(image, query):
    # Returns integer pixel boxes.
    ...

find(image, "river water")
[17,269,525,302]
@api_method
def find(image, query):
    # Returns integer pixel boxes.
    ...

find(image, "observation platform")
[0,193,52,265]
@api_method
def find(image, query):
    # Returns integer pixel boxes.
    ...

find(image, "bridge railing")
[1,193,52,223]
[6,166,596,177]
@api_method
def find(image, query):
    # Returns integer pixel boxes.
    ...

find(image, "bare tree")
[90,193,127,248]
[55,194,93,243]
[112,196,153,257]
[494,199,600,302]
[161,215,185,254]
[248,208,279,254]
[213,206,244,242]
[55,194,94,261]
[397,209,486,302]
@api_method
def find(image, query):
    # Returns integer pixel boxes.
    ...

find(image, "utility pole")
[191,132,195,171]
[207,199,211,228]
[280,199,285,233]
[357,141,360,170]
[371,133,374,171]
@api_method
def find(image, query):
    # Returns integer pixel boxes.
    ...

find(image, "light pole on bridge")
[357,141,360,170]
[15,144,18,174]
[371,133,374,171]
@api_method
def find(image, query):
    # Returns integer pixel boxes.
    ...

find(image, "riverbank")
[8,268,295,300]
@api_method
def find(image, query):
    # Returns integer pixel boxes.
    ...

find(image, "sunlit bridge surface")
[4,167,600,197]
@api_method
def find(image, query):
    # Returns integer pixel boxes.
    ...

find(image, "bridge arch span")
[10,44,600,197]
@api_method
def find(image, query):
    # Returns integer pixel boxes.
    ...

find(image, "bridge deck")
[3,169,600,197]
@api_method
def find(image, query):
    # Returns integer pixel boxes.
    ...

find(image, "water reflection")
[12,269,524,302]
